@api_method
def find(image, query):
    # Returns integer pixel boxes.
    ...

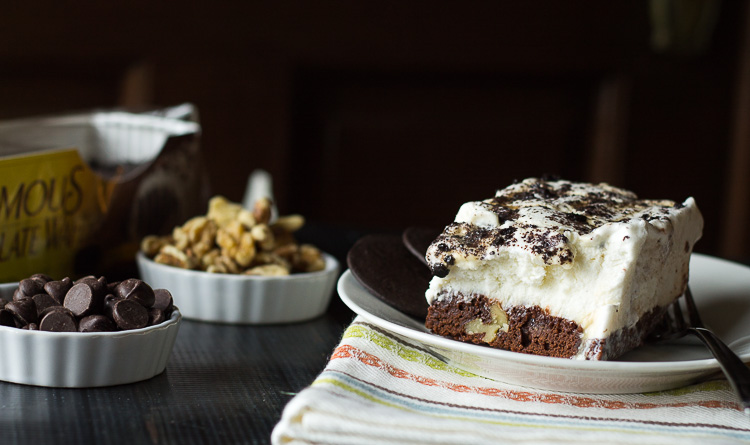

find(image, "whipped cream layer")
[425,178,704,359]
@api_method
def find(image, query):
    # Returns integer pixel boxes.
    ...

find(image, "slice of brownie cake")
[425,178,703,360]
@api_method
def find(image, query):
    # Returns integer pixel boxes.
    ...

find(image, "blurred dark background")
[1,1,749,260]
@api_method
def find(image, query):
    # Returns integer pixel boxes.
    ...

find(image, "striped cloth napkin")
[272,317,750,445]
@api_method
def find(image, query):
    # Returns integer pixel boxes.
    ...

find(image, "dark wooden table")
[0,306,354,444]
[0,224,363,445]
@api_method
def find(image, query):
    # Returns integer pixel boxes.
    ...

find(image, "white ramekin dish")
[0,282,16,300]
[136,252,340,324]
[0,309,181,388]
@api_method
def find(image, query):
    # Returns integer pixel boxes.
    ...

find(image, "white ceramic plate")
[137,252,340,324]
[337,253,750,394]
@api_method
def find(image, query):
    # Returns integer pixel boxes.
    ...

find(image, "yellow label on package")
[0,149,112,282]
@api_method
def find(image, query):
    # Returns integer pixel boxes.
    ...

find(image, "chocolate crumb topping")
[426,178,688,273]
[523,230,571,264]
[431,263,450,278]
[491,227,517,247]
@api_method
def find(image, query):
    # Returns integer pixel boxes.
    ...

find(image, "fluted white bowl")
[136,251,339,324]
[0,282,15,300]
[0,309,181,387]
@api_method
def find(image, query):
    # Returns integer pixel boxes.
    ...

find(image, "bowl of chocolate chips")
[0,274,181,388]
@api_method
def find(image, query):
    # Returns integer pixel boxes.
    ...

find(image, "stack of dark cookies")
[346,227,440,320]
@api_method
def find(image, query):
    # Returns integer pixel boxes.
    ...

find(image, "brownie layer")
[426,293,670,360]
[426,294,582,358]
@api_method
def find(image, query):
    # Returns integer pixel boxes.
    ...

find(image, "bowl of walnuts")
[136,194,339,324]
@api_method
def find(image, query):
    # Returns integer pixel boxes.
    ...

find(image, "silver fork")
[668,287,750,415]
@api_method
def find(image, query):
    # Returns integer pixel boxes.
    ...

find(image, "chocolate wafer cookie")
[347,234,430,319]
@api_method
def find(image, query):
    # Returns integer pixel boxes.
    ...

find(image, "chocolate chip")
[32,293,60,317]
[0,309,15,327]
[39,310,77,332]
[103,294,121,315]
[110,299,148,330]
[106,281,121,293]
[39,305,74,320]
[148,308,165,326]
[22,323,39,330]
[18,278,44,299]
[152,289,174,314]
[115,279,155,308]
[78,315,116,332]
[30,273,53,284]
[64,283,104,317]
[44,278,72,304]
[431,263,449,278]
[12,287,26,301]
[5,298,38,326]
[74,276,107,299]
[74,275,96,284]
